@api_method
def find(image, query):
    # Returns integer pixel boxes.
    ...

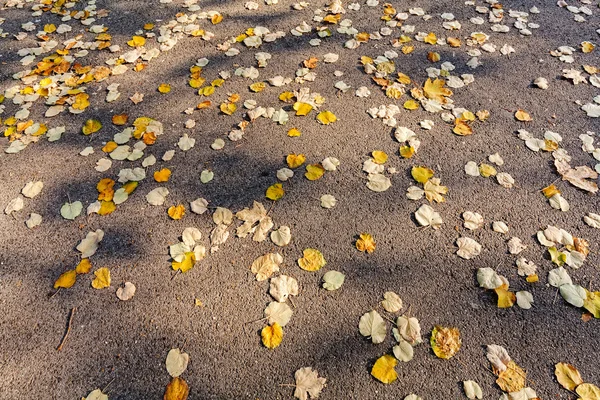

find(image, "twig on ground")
[57,307,76,351]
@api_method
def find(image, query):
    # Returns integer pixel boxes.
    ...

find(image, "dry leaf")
[91,267,111,289]
[261,322,283,349]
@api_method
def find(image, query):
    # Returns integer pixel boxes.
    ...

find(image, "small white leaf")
[322,271,345,291]
[359,310,387,344]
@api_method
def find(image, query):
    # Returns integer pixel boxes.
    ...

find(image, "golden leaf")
[397,73,411,84]
[430,326,461,359]
[286,153,306,169]
[495,286,516,308]
[424,32,437,45]
[293,102,313,116]
[305,164,325,181]
[54,270,76,289]
[82,119,102,135]
[479,163,497,177]
[266,183,284,201]
[211,13,223,24]
[526,274,539,283]
[164,377,189,400]
[423,78,452,103]
[356,233,376,253]
[515,109,532,122]
[582,41,595,54]
[400,145,415,158]
[371,355,397,384]
[123,181,138,194]
[403,99,420,110]
[249,82,266,92]
[197,100,211,109]
[316,110,337,125]
[98,201,116,216]
[91,267,111,289]
[112,113,128,126]
[542,184,560,198]
[287,128,301,137]
[211,79,225,87]
[172,252,196,273]
[143,23,155,30]
[447,37,461,47]
[554,362,584,391]
[127,36,146,47]
[428,52,441,62]
[401,45,414,54]
[76,259,92,274]
[303,57,318,69]
[576,383,600,400]
[158,83,171,93]
[411,166,434,184]
[44,24,56,33]
[279,91,294,102]
[496,361,526,393]
[261,323,283,349]
[453,120,473,136]
[583,290,600,318]
[372,151,388,164]
[168,205,185,220]
[154,168,172,182]
[102,141,118,153]
[220,102,237,115]
[97,178,115,201]
[298,248,326,272]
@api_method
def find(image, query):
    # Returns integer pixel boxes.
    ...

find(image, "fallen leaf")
[381,291,403,313]
[294,367,326,400]
[316,111,337,125]
[154,168,172,182]
[322,271,345,291]
[396,315,422,345]
[261,322,283,349]
[82,119,102,135]
[463,381,483,399]
[168,205,185,220]
[54,270,76,289]
[172,252,196,273]
[356,233,376,253]
[554,362,583,391]
[264,301,293,326]
[298,248,326,271]
[270,275,298,302]
[116,282,136,301]
[371,355,397,384]
[576,383,600,400]
[515,109,532,121]
[91,267,111,289]
[411,166,434,184]
[430,326,461,359]
[359,310,387,344]
[305,164,325,180]
[164,377,189,400]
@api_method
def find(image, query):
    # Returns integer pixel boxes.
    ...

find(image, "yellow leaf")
[261,323,283,349]
[479,163,497,177]
[403,99,420,110]
[286,153,306,169]
[453,120,473,136]
[515,109,532,122]
[576,383,600,400]
[583,290,600,318]
[385,86,403,99]
[411,166,434,184]
[197,100,211,109]
[228,93,241,103]
[400,145,415,158]
[279,91,294,102]
[371,354,397,384]
[554,362,584,391]
[401,45,414,54]
[305,164,325,181]
[266,183,284,201]
[287,128,301,137]
[54,270,76,289]
[372,151,388,164]
[397,73,411,84]
[164,377,189,400]
[582,41,595,53]
[298,248,326,272]
[496,361,526,393]
[526,274,539,283]
[44,23,56,33]
[82,119,102,135]
[542,184,560,198]
[91,267,111,289]
[102,141,118,153]
[198,86,215,97]
[495,287,516,308]
[220,102,237,115]
[154,168,172,182]
[97,178,115,201]
[424,32,437,45]
[356,233,376,253]
[123,181,138,194]
[168,205,185,220]
[316,111,337,125]
[424,78,452,103]
[143,23,155,30]
[430,326,461,359]
[293,102,313,116]
[98,200,116,216]
[172,252,196,273]
[189,78,205,88]
[211,13,223,24]
[112,113,128,126]
[249,82,266,92]
[158,83,171,93]
[127,36,146,47]
[76,259,92,274]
